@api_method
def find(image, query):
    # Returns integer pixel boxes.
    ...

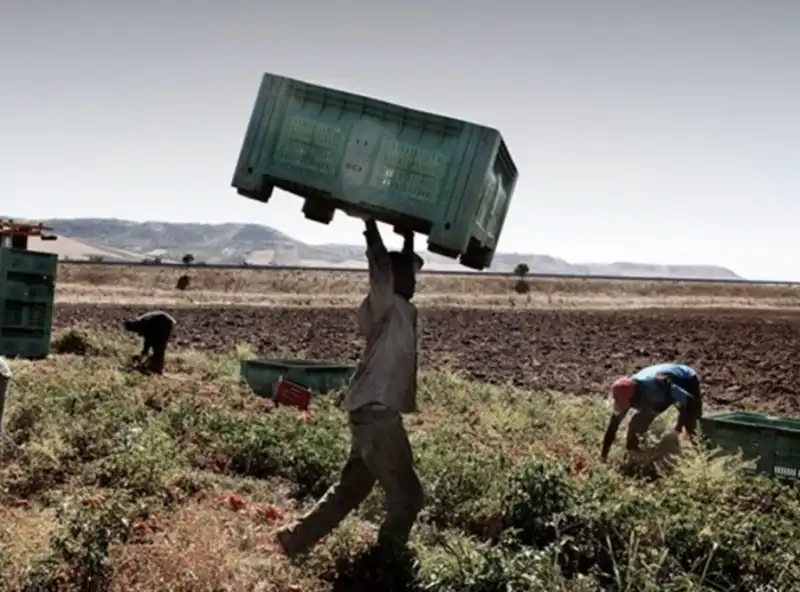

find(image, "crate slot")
[1,301,51,330]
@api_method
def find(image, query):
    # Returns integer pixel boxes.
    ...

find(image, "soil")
[53,304,800,416]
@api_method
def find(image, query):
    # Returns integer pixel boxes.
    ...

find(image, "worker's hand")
[346,210,372,221]
[402,229,414,255]
[363,218,379,235]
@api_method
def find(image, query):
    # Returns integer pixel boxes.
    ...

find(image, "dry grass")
[0,505,58,584]
[109,485,333,591]
[1,329,799,590]
[56,264,800,309]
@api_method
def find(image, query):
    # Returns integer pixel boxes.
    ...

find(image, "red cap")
[611,377,637,414]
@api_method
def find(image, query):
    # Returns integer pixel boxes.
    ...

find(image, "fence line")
[57,259,800,287]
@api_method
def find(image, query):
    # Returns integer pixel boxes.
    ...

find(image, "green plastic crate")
[240,359,357,398]
[232,72,519,270]
[0,248,58,278]
[0,331,51,359]
[700,412,800,480]
[0,301,53,332]
[1,276,56,303]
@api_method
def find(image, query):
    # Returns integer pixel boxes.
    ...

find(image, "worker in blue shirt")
[601,363,703,461]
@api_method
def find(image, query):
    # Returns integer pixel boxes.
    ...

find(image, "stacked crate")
[0,247,57,359]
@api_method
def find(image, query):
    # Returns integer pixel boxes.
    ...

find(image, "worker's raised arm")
[363,219,394,312]
[601,411,626,461]
[402,230,414,257]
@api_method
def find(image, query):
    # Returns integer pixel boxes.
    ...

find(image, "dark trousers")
[142,325,172,375]
[626,375,703,450]
[680,375,703,437]
[277,407,425,557]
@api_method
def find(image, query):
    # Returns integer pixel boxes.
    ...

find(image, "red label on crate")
[274,379,311,411]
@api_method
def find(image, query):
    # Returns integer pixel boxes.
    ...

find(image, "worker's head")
[390,251,424,300]
[611,377,638,415]
[123,320,137,332]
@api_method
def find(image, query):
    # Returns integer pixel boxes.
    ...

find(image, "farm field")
[1,331,798,591]
[55,263,800,309]
[2,264,800,590]
[55,303,800,416]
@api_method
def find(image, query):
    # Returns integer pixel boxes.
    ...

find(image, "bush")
[419,444,503,534]
[501,458,576,548]
[51,329,101,356]
[175,401,348,499]
[328,545,421,591]
[175,274,190,290]
[417,533,594,591]
[23,494,133,591]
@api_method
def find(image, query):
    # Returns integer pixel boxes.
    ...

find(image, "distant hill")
[33,218,742,279]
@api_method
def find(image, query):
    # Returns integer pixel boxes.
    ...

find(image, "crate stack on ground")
[0,247,58,359]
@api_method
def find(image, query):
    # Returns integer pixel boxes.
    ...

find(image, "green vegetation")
[0,329,798,591]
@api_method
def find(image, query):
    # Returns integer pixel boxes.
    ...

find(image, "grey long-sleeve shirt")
[343,233,419,414]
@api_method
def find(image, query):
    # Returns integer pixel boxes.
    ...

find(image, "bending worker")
[123,310,176,375]
[277,218,425,559]
[601,362,703,462]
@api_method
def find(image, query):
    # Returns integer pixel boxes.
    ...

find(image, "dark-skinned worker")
[601,363,703,462]
[277,217,425,559]
[123,310,176,375]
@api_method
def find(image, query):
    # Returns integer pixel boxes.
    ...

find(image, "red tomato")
[225,494,246,511]
[263,505,283,522]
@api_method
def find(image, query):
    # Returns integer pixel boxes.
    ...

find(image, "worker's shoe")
[275,528,305,561]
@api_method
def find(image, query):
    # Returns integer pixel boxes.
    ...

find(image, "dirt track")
[54,304,800,416]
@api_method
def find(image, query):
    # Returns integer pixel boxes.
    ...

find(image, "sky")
[1,0,798,280]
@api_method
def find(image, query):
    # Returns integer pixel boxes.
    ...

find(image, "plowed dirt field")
[53,304,800,415]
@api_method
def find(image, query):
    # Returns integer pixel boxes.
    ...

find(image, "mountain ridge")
[27,217,742,279]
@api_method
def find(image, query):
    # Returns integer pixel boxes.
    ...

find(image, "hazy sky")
[1,0,798,279]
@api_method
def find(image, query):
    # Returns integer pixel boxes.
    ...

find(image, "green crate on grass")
[0,247,57,359]
[0,331,51,359]
[1,277,55,303]
[0,301,53,332]
[240,359,357,398]
[700,411,800,481]
[0,248,58,305]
